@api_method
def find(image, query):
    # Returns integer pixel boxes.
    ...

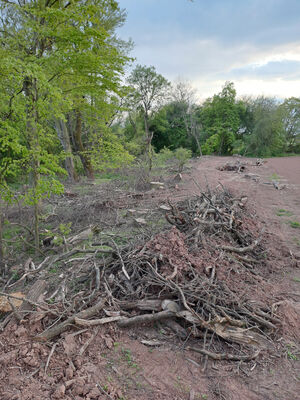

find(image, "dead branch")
[74,316,123,326]
[36,298,106,341]
[118,310,175,328]
[44,343,57,373]
[187,347,260,361]
[78,327,100,356]
[219,229,264,254]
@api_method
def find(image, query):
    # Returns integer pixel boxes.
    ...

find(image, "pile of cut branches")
[1,187,280,361]
[218,160,247,172]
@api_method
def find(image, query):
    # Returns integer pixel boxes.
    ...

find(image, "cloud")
[230,60,300,80]
[118,0,300,98]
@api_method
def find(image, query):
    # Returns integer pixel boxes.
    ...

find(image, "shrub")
[174,147,192,172]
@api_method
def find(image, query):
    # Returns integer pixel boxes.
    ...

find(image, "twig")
[44,343,57,373]
[187,347,261,361]
[96,383,114,400]
[78,327,99,356]
[111,239,130,280]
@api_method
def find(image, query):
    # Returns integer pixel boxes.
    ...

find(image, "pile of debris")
[1,187,281,361]
[218,160,247,172]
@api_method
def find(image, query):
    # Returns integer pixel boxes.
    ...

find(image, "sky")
[117,0,300,100]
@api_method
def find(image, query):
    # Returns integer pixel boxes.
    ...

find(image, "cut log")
[19,279,46,313]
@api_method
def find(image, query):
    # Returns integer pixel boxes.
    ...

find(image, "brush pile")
[218,160,247,172]
[1,187,281,360]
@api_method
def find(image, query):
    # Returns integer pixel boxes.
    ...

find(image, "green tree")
[279,97,300,153]
[200,82,243,155]
[243,97,286,157]
[127,65,170,170]
[150,103,191,151]
[0,0,131,251]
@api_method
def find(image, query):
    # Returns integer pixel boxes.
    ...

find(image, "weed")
[286,344,299,360]
[201,395,208,400]
[293,277,300,283]
[292,237,300,246]
[3,224,22,240]
[121,347,138,369]
[276,209,293,217]
[11,271,20,281]
[269,173,280,180]
[287,350,298,361]
[289,221,300,229]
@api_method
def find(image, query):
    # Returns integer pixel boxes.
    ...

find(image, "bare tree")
[127,65,170,170]
[172,80,202,156]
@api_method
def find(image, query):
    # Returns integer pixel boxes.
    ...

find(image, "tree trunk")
[144,113,153,172]
[73,110,94,179]
[192,130,202,156]
[55,119,78,182]
[0,201,4,275]
[24,77,41,254]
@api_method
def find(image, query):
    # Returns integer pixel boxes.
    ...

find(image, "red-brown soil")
[0,156,299,400]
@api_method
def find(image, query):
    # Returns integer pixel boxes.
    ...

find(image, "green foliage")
[150,102,193,151]
[289,221,300,229]
[243,97,286,157]
[200,82,242,155]
[127,65,170,170]
[89,129,134,172]
[279,97,300,153]
[174,147,192,171]
[154,147,174,166]
[52,223,72,246]
[127,65,171,116]
[276,209,293,217]
[202,134,220,154]
[23,177,64,206]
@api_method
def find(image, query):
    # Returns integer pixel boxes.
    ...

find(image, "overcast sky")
[117,0,300,100]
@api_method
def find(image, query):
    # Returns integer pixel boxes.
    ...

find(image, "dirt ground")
[0,156,299,400]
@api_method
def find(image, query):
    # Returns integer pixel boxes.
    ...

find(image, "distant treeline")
[117,78,300,159]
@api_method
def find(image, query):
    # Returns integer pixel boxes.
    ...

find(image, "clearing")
[0,156,299,400]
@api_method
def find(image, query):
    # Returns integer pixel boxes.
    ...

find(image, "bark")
[24,77,40,253]
[0,201,4,275]
[73,110,94,179]
[55,119,78,182]
[19,279,46,314]
[144,113,153,172]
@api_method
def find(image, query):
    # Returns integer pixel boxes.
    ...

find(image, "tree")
[200,82,243,155]
[171,80,203,155]
[279,97,300,152]
[127,65,170,170]
[0,0,131,251]
[243,97,286,157]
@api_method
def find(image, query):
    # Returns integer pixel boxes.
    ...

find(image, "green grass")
[269,172,280,180]
[276,209,293,217]
[3,222,22,240]
[289,221,300,229]
[94,171,126,184]
[292,277,300,283]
